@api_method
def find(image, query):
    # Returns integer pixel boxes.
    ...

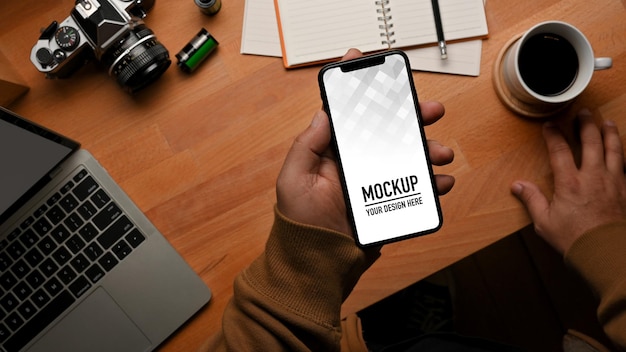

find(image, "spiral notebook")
[274,0,488,68]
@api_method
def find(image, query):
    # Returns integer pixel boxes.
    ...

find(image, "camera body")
[30,0,171,93]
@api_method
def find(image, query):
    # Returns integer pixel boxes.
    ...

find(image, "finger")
[511,181,550,226]
[435,174,455,195]
[420,101,445,126]
[602,120,625,174]
[543,121,577,177]
[341,48,363,61]
[281,110,331,177]
[577,109,606,169]
[427,140,454,166]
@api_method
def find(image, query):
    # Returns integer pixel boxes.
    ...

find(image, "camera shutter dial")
[55,26,80,51]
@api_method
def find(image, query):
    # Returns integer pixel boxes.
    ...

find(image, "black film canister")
[195,0,221,15]
[176,28,219,73]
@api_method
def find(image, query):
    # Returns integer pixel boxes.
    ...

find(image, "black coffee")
[518,33,579,96]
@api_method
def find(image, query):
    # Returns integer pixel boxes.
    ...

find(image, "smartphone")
[318,50,442,247]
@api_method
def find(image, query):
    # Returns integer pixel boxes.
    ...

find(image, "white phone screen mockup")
[319,50,442,247]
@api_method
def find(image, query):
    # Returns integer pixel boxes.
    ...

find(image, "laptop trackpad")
[27,287,151,352]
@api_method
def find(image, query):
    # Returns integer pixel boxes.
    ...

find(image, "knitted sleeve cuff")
[565,221,626,349]
[565,221,626,295]
[242,206,381,329]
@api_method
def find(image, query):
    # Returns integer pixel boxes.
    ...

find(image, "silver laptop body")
[0,107,211,352]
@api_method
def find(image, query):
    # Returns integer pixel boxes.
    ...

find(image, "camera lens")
[103,25,171,93]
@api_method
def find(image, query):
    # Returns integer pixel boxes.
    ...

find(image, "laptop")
[0,106,212,352]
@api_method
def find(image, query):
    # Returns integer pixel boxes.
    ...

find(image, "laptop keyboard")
[0,168,146,352]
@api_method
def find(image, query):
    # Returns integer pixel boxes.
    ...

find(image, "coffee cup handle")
[594,57,613,70]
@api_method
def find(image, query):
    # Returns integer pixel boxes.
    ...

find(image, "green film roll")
[176,28,219,73]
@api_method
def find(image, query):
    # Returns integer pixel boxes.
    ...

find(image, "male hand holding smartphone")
[319,50,443,247]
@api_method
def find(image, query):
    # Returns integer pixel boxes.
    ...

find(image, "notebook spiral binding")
[375,0,395,47]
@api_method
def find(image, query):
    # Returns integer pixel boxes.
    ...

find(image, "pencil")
[431,0,447,59]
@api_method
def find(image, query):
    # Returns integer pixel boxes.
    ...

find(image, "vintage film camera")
[30,0,171,93]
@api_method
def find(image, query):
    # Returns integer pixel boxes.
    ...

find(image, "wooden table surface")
[1,0,625,349]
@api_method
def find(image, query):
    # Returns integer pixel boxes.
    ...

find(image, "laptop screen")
[0,107,80,224]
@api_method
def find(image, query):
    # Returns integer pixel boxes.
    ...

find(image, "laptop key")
[90,189,110,209]
[97,216,133,249]
[98,253,118,272]
[10,259,30,279]
[39,258,59,277]
[66,235,86,254]
[0,253,13,271]
[68,276,91,298]
[24,248,44,267]
[12,282,32,301]
[79,223,98,242]
[17,301,36,321]
[125,229,146,248]
[50,224,71,244]
[34,204,48,218]
[0,272,17,292]
[73,169,88,183]
[3,290,75,352]
[46,192,61,207]
[19,217,34,231]
[31,289,51,309]
[52,247,71,266]
[83,243,104,262]
[0,238,8,251]
[59,194,78,213]
[43,278,62,297]
[112,240,132,261]
[64,213,84,232]
[0,323,9,344]
[77,201,97,221]
[6,242,25,261]
[0,293,18,313]
[57,266,77,285]
[7,230,20,242]
[45,205,66,225]
[85,264,104,283]
[19,229,39,248]
[69,254,89,273]
[93,203,122,231]
[5,312,24,332]
[60,180,74,194]
[32,218,52,237]
[37,236,57,256]
[26,270,45,290]
[73,176,99,201]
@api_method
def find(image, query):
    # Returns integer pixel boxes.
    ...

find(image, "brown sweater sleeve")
[199,206,380,351]
[565,221,626,350]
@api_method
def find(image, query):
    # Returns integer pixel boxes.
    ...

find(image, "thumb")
[302,110,331,156]
[280,110,331,177]
[511,181,549,223]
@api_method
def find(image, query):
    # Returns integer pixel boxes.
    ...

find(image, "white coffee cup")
[501,21,612,109]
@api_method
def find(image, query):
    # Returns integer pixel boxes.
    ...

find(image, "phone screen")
[319,50,442,246]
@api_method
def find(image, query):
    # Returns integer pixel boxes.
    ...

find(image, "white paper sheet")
[404,40,482,76]
[240,0,282,57]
